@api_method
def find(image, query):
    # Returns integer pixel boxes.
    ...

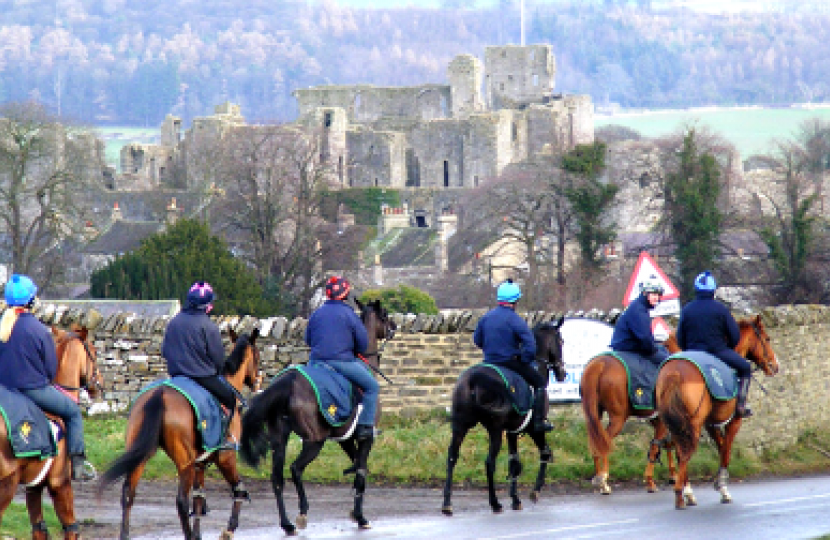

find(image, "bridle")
[55,332,103,396]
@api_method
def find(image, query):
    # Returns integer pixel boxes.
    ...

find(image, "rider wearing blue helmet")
[610,275,669,366]
[677,271,753,417]
[474,279,552,432]
[162,281,238,449]
[0,274,95,481]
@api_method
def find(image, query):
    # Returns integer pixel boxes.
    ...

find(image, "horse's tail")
[240,371,295,469]
[467,369,512,416]
[658,370,695,458]
[97,387,164,496]
[580,359,612,457]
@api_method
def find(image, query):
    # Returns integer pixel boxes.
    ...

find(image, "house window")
[444,160,450,188]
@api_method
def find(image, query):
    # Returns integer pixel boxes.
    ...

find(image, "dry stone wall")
[29,302,830,452]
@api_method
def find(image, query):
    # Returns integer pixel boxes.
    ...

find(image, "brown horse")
[239,299,396,536]
[579,334,681,495]
[656,315,779,509]
[441,319,567,516]
[98,328,262,540]
[0,325,102,540]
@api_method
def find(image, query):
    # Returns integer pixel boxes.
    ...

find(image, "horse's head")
[738,314,779,377]
[534,316,566,383]
[227,327,263,393]
[355,298,397,342]
[52,325,103,400]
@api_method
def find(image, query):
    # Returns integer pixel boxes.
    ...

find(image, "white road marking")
[742,492,830,507]
[476,518,640,540]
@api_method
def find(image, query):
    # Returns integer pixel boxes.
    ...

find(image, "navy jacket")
[677,291,740,353]
[610,294,658,356]
[473,305,536,365]
[0,313,58,390]
[162,308,225,378]
[305,300,368,362]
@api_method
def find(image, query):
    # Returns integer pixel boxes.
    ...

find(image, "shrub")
[360,284,438,315]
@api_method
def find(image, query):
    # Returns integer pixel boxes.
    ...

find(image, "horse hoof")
[512,502,522,511]
[219,530,234,540]
[529,491,539,503]
[491,503,503,514]
[441,505,453,516]
[358,521,372,530]
[647,484,658,493]
[284,527,298,537]
[296,514,308,529]
[675,501,687,510]
[599,484,611,495]
[685,495,698,506]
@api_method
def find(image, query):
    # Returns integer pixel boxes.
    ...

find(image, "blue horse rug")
[137,377,227,452]
[284,364,357,427]
[662,351,738,401]
[594,351,661,410]
[475,364,534,415]
[0,385,58,459]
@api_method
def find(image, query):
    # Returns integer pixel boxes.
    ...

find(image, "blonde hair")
[0,308,21,343]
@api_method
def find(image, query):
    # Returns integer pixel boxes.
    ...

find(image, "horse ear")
[754,313,763,327]
[355,297,365,311]
[51,325,63,338]
[554,316,565,329]
[250,327,260,344]
[229,328,238,344]
[76,326,89,342]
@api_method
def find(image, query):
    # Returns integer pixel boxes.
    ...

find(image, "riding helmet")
[496,279,522,303]
[640,275,664,296]
[694,271,717,292]
[186,281,215,309]
[325,276,351,300]
[4,274,37,307]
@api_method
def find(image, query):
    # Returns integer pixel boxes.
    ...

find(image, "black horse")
[239,299,396,536]
[442,317,567,516]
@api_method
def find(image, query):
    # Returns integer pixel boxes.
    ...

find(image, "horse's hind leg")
[191,464,207,540]
[290,440,325,529]
[214,451,249,539]
[0,472,17,528]
[442,424,470,516]
[707,420,741,504]
[527,429,552,503]
[506,433,523,511]
[119,461,146,540]
[175,464,196,539]
[645,419,671,493]
[46,479,80,540]
[268,417,296,535]
[350,435,374,529]
[484,426,504,513]
[26,486,49,540]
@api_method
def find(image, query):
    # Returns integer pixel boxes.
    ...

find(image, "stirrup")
[71,457,97,482]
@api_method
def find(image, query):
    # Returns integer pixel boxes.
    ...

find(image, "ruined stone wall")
[447,54,484,118]
[605,140,664,232]
[294,85,452,125]
[484,44,555,109]
[118,144,173,189]
[409,120,468,188]
[346,128,406,188]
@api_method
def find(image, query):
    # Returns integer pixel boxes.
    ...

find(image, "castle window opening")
[530,50,535,60]
[440,95,448,117]
[533,74,539,86]
[474,175,479,187]
[339,156,344,185]
[512,122,518,142]
[639,172,651,188]
[500,82,505,91]
[324,112,332,128]
[375,177,378,186]
[354,93,362,115]
[444,160,450,188]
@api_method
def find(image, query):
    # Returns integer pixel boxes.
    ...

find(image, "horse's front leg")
[26,486,50,540]
[290,440,325,529]
[485,426,504,513]
[350,436,374,529]
[528,429,552,503]
[0,472,17,530]
[214,450,249,540]
[45,478,80,540]
[708,419,742,504]
[506,433,523,511]
[442,424,470,516]
[269,418,296,535]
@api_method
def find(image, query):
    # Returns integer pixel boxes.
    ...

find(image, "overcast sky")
[330,0,790,12]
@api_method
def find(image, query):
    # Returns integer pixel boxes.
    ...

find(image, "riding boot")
[70,453,95,482]
[735,376,753,418]
[355,424,375,442]
[217,407,238,451]
[532,389,553,433]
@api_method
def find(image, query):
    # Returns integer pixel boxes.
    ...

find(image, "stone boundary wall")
[29,302,830,452]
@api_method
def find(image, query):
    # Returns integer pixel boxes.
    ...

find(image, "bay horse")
[656,315,779,509]
[239,298,395,536]
[97,328,262,540]
[441,317,567,516]
[579,333,681,495]
[0,325,103,540]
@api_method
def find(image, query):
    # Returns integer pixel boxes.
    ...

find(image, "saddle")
[661,351,738,401]
[137,377,228,452]
[474,364,534,415]
[285,364,360,427]
[0,385,59,459]
[595,350,660,410]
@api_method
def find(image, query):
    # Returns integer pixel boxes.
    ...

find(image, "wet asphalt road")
[131,474,830,540]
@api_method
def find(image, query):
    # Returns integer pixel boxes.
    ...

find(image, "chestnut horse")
[0,325,103,540]
[656,315,779,509]
[441,318,567,516]
[579,334,681,495]
[98,328,261,540]
[239,299,395,536]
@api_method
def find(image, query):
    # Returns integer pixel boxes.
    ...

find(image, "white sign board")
[549,318,615,402]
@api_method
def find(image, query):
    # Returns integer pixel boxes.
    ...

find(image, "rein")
[54,332,102,395]
[748,322,770,395]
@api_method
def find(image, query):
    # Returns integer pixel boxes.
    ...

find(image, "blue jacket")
[677,291,740,353]
[0,313,58,390]
[305,300,368,362]
[611,294,658,356]
[162,308,225,378]
[473,305,536,364]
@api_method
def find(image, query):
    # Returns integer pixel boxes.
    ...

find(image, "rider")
[676,271,753,418]
[0,274,95,481]
[610,275,669,366]
[474,279,553,433]
[305,276,377,442]
[162,281,238,449]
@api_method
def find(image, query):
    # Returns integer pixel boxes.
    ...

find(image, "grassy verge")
[85,409,830,488]
[0,502,62,539]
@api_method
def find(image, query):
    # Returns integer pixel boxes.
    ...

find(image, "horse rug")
[476,364,534,415]
[0,385,58,459]
[594,351,660,410]
[138,377,226,452]
[662,351,738,401]
[286,364,357,427]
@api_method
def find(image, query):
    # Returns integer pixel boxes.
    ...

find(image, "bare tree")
[0,100,101,291]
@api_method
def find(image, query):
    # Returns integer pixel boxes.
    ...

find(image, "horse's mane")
[224,333,251,375]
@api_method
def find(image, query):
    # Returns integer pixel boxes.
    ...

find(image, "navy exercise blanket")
[594,351,660,410]
[289,365,356,427]
[477,364,534,415]
[662,351,738,401]
[0,385,57,459]
[138,377,226,452]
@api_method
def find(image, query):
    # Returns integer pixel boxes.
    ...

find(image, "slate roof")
[82,220,164,255]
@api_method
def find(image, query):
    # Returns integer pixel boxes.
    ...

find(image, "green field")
[595,106,830,158]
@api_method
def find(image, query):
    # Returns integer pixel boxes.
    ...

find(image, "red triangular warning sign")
[623,252,680,306]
